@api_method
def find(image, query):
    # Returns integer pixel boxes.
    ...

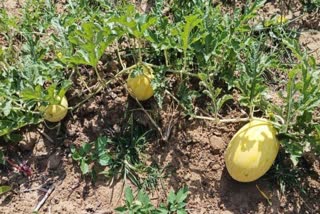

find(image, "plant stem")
[116,42,125,70]
[165,89,249,124]
[164,49,169,66]
[137,39,142,63]
[193,115,250,123]
[144,63,198,78]
[11,107,40,115]
[285,76,295,132]
[166,69,198,78]
[71,64,138,111]
[94,66,102,82]
[249,105,254,119]
[134,98,164,139]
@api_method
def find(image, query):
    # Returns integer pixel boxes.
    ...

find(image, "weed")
[0,0,319,208]
[115,186,189,214]
[71,120,160,187]
[301,0,320,11]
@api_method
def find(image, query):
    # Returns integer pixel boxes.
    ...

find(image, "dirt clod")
[209,135,226,153]
[48,152,62,170]
[33,139,49,156]
[18,131,39,151]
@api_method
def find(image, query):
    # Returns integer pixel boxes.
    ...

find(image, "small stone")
[34,140,49,156]
[76,192,81,199]
[209,136,225,154]
[115,97,123,103]
[184,173,191,181]
[211,163,220,170]
[48,152,61,170]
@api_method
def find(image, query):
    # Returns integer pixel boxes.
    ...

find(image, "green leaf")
[137,190,151,205]
[0,186,11,195]
[20,85,43,101]
[68,22,115,67]
[167,189,176,204]
[57,80,72,98]
[216,94,233,113]
[98,153,111,166]
[95,136,111,154]
[177,210,187,214]
[71,149,82,161]
[197,72,207,81]
[3,100,12,116]
[290,154,300,166]
[282,39,303,61]
[175,186,188,203]
[112,6,157,39]
[81,143,92,154]
[124,187,134,204]
[114,206,128,213]
[156,207,169,214]
[181,15,203,52]
[80,159,89,174]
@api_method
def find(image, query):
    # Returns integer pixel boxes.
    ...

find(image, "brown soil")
[299,31,320,63]
[1,1,320,214]
[1,90,319,214]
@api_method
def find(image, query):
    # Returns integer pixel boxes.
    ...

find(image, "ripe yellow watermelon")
[41,95,68,122]
[127,64,154,101]
[224,118,280,182]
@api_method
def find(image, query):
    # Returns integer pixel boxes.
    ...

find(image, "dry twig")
[33,185,55,212]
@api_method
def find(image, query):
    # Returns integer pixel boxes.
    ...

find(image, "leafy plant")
[158,186,189,214]
[71,136,112,175]
[234,39,274,117]
[115,187,155,214]
[0,1,71,138]
[301,0,320,11]
[111,5,157,40]
[198,73,233,120]
[115,186,189,214]
[71,122,157,187]
[67,21,116,80]
[270,39,320,164]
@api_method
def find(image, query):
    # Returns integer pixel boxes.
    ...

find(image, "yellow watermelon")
[127,64,154,101]
[40,95,68,122]
[224,118,279,182]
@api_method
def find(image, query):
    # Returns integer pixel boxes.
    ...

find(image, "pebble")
[48,152,61,170]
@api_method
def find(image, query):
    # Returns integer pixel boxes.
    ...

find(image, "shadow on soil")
[148,114,273,213]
